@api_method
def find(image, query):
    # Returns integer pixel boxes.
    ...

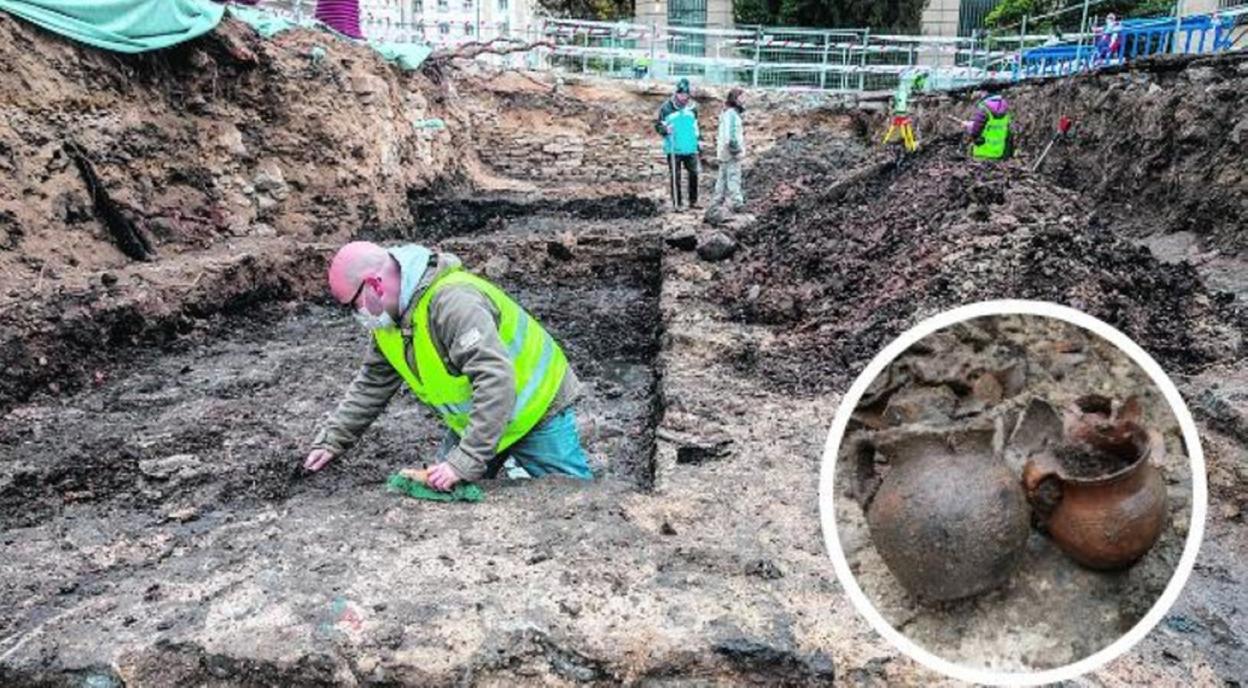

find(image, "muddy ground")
[834,315,1191,672]
[2,12,1247,688]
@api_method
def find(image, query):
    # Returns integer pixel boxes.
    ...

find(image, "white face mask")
[354,309,395,331]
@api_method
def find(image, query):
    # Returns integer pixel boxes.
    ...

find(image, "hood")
[982,96,1009,116]
[388,245,462,317]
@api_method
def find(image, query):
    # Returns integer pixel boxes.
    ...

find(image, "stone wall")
[460,74,859,190]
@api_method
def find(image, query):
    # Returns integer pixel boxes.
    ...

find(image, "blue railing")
[1014,12,1237,79]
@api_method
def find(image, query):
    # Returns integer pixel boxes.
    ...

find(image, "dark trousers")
[667,154,698,208]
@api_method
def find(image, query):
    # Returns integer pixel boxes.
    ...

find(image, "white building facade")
[262,0,538,45]
[359,0,538,45]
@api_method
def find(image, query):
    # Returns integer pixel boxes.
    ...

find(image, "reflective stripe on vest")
[371,269,568,453]
[973,104,1010,160]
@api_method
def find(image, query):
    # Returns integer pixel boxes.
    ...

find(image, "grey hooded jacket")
[312,249,579,480]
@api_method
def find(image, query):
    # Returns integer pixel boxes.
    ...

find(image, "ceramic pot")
[864,427,1030,602]
[1022,396,1168,570]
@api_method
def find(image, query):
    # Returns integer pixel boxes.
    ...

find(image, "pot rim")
[1051,429,1154,485]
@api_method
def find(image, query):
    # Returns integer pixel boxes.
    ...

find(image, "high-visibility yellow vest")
[973,103,1011,160]
[372,269,568,452]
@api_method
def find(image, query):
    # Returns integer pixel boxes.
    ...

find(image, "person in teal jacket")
[655,79,700,210]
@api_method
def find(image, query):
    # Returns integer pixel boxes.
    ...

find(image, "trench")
[0,196,664,531]
[0,194,669,683]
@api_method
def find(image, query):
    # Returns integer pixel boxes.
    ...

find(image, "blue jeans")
[439,407,593,479]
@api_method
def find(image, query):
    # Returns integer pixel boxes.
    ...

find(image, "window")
[437,0,447,10]
[464,0,473,8]
[438,22,449,35]
[498,0,508,10]
[412,0,422,13]
[464,22,474,36]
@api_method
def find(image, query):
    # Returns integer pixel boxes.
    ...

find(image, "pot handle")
[1022,456,1064,521]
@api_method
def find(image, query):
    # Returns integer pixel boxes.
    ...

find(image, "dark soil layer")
[0,246,327,414]
[0,234,663,531]
[722,140,1245,395]
[406,195,662,240]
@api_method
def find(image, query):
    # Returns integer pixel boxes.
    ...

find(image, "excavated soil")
[721,138,1244,396]
[2,11,1248,686]
[918,52,1248,255]
[835,315,1190,672]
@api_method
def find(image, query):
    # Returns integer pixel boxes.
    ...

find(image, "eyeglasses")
[347,279,368,310]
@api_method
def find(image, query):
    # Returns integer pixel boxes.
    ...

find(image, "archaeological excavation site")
[1,3,1247,686]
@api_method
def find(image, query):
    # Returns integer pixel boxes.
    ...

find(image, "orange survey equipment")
[883,114,918,153]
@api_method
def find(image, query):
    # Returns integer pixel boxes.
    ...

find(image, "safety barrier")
[1015,11,1240,78]
[253,2,1244,93]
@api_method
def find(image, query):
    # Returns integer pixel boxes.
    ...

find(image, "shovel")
[1032,115,1074,172]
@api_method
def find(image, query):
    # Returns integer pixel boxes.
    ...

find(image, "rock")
[665,227,698,251]
[745,559,784,579]
[253,163,287,195]
[1147,83,1163,96]
[166,507,199,523]
[546,241,574,261]
[100,272,118,288]
[217,124,247,156]
[138,454,204,481]
[481,255,511,280]
[351,73,388,103]
[659,521,677,536]
[697,231,737,262]
[559,599,582,617]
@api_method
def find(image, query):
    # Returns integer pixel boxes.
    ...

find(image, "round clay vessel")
[865,427,1030,603]
[1024,397,1168,570]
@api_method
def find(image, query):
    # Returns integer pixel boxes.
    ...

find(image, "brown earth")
[1,9,1246,688]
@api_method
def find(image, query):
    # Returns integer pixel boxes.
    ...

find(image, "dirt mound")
[743,127,873,208]
[720,142,1244,394]
[917,52,1248,254]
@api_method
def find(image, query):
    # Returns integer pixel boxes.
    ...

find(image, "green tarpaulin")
[0,0,224,53]
[0,0,434,70]
[225,4,293,39]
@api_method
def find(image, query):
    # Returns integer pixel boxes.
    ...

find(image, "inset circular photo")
[820,302,1206,684]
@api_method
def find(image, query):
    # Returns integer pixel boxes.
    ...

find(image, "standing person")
[964,85,1012,161]
[304,241,593,491]
[706,87,746,220]
[655,79,700,210]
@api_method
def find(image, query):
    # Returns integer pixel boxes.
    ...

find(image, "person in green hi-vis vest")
[964,83,1013,161]
[304,241,593,492]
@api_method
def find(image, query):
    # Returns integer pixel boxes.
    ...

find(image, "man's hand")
[304,448,336,472]
[426,462,462,492]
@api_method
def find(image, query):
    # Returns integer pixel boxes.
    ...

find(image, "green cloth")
[372,42,434,71]
[386,473,484,503]
[228,5,434,71]
[227,4,294,39]
[0,0,224,53]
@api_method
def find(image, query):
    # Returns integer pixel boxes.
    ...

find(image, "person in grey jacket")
[304,241,591,491]
[706,87,746,219]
